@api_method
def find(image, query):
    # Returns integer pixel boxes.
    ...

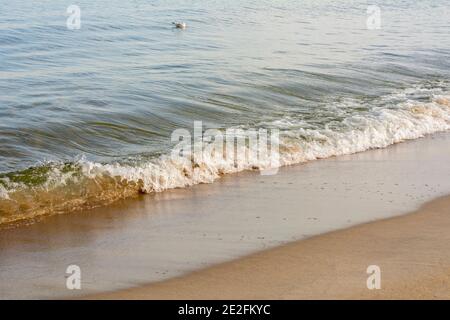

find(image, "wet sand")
[90,195,450,299]
[1,133,450,299]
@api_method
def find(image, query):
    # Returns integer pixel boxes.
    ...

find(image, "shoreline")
[2,0,450,302]
[1,132,450,299]
[2,95,450,227]
[88,195,450,299]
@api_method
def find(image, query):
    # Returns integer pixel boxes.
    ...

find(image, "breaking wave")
[1,85,450,225]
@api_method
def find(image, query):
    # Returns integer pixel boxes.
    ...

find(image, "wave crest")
[1,87,450,225]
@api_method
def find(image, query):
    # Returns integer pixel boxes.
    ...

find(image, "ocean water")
[1,0,450,224]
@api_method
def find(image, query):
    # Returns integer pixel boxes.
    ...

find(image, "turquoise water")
[1,0,450,223]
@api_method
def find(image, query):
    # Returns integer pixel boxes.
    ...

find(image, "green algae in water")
[0,163,81,188]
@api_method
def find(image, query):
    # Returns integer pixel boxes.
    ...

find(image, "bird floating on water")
[172,22,187,29]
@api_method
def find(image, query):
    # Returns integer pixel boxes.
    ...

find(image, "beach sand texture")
[90,195,450,300]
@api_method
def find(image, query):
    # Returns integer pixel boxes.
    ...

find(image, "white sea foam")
[0,185,9,200]
[278,96,450,165]
[1,87,450,223]
[70,92,450,195]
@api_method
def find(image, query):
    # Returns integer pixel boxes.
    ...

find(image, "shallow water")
[1,0,450,223]
[2,132,450,299]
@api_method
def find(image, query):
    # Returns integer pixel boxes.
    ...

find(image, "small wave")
[1,86,450,225]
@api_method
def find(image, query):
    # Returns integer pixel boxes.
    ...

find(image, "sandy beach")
[1,133,450,299]
[89,195,450,300]
[2,0,450,303]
